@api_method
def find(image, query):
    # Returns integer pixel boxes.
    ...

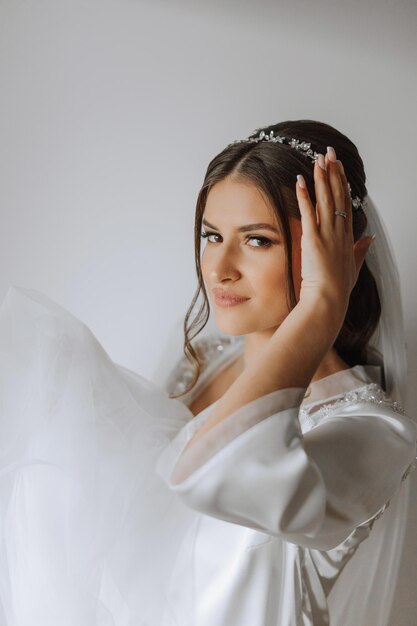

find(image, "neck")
[310,349,351,382]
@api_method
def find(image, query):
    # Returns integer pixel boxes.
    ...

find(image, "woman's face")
[201,176,302,337]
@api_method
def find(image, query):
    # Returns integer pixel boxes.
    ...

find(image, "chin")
[213,308,287,337]
[212,311,257,337]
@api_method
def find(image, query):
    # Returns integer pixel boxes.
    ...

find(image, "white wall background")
[0,0,416,622]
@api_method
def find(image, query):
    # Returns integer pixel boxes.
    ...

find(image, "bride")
[0,119,415,626]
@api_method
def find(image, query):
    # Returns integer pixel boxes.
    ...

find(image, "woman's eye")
[201,231,221,244]
[201,231,272,248]
[246,236,272,248]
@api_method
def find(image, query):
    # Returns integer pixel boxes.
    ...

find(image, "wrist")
[292,295,347,342]
[298,291,347,326]
[264,294,343,391]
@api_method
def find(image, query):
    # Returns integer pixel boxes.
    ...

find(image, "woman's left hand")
[295,148,374,318]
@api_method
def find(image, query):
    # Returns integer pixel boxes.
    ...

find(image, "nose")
[208,251,241,283]
[210,269,240,283]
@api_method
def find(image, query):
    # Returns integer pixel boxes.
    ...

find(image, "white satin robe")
[156,333,417,626]
[0,287,415,626]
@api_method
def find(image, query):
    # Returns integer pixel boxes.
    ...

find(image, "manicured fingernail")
[337,159,344,174]
[297,174,306,189]
[327,146,337,162]
[317,154,326,170]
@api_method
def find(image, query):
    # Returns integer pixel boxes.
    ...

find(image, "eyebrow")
[202,218,280,234]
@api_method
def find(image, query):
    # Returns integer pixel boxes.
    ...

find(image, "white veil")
[362,195,408,406]
[327,194,415,626]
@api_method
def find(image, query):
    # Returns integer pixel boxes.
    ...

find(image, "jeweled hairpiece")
[228,129,367,212]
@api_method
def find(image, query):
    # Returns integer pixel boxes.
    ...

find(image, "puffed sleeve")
[155,385,417,551]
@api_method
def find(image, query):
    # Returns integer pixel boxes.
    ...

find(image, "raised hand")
[295,147,374,319]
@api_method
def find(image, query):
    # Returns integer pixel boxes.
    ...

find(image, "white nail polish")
[327,146,337,162]
[297,174,306,189]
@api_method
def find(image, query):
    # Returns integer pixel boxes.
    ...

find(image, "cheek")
[249,251,287,308]
[257,264,286,299]
[201,250,211,283]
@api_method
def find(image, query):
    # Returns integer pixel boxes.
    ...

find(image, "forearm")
[187,297,343,447]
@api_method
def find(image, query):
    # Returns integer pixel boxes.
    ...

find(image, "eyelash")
[201,230,273,248]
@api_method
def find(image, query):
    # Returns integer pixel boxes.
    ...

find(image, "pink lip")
[212,288,250,307]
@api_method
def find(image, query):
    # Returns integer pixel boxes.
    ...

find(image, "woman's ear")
[353,236,375,281]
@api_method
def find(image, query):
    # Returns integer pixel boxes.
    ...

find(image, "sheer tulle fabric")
[331,194,412,626]
[0,286,199,625]
[363,195,408,405]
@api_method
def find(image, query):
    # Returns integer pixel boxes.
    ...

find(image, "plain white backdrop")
[0,0,416,622]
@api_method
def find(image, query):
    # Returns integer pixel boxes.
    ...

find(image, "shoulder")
[302,382,407,424]
[302,381,417,477]
[301,381,415,438]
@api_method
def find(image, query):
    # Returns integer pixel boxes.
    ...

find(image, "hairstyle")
[169,119,381,399]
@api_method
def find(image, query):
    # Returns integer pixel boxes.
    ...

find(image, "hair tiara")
[227,128,367,212]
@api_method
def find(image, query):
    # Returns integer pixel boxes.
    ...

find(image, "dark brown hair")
[170,119,381,399]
